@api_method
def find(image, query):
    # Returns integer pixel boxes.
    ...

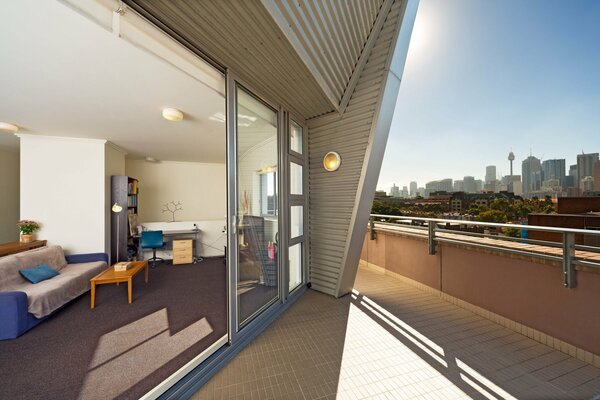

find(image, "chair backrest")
[141,230,163,248]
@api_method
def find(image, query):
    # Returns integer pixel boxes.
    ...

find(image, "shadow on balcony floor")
[194,266,600,400]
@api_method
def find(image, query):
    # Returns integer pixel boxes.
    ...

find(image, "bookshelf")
[111,176,139,262]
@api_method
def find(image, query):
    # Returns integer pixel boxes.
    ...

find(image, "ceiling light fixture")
[0,122,19,133]
[162,108,184,122]
[145,156,158,163]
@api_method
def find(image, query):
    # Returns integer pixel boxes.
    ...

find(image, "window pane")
[236,87,279,326]
[290,162,303,195]
[290,206,303,239]
[289,243,302,291]
[290,121,303,154]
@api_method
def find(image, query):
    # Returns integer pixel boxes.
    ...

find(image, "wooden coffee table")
[90,260,149,309]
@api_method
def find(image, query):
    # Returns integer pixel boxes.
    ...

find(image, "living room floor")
[0,258,227,400]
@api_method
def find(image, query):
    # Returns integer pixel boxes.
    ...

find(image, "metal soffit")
[125,0,386,120]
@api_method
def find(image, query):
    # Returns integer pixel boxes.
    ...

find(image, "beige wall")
[0,147,20,243]
[125,159,226,223]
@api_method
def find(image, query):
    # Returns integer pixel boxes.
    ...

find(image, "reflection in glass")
[237,87,279,326]
[290,121,303,154]
[289,243,302,291]
[290,162,303,195]
[290,206,303,239]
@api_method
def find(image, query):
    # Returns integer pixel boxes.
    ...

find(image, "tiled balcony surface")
[193,267,600,399]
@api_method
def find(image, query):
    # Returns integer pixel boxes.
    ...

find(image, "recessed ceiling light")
[162,108,183,122]
[145,156,158,163]
[0,122,19,133]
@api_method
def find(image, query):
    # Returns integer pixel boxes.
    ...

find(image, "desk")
[0,240,47,257]
[136,229,202,263]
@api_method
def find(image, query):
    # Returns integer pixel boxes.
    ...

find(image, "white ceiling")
[0,0,226,163]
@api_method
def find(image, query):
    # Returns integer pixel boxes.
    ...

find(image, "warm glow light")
[323,151,341,172]
[111,203,123,213]
[0,122,18,133]
[162,108,184,122]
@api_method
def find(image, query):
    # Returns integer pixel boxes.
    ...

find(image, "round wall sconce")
[323,151,341,172]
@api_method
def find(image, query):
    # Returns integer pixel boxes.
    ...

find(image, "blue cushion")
[19,265,59,284]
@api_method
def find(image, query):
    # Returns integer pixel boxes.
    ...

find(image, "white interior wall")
[125,159,226,222]
[0,147,20,243]
[105,143,126,254]
[238,136,277,217]
[19,135,106,254]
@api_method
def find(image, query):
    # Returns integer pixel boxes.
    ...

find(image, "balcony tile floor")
[193,267,600,399]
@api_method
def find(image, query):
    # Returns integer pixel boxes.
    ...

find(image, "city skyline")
[383,149,598,191]
[377,0,600,191]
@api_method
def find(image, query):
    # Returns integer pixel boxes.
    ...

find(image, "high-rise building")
[577,152,599,185]
[409,181,417,197]
[485,165,496,184]
[475,179,483,192]
[594,161,600,191]
[463,176,476,193]
[401,186,409,198]
[581,176,594,193]
[424,179,453,196]
[390,183,400,197]
[522,155,542,195]
[453,180,464,192]
[542,159,566,188]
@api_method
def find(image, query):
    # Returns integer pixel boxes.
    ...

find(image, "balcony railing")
[369,214,600,288]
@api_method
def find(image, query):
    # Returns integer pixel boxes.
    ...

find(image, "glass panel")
[236,87,279,326]
[290,121,303,154]
[290,162,303,195]
[290,206,303,239]
[289,243,302,291]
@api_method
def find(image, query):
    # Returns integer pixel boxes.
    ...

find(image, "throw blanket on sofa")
[0,246,107,318]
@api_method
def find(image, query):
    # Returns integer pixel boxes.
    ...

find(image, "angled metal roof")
[125,0,394,120]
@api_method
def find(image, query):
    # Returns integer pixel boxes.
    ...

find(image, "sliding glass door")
[235,86,279,327]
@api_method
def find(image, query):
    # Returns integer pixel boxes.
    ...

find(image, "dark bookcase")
[111,176,139,262]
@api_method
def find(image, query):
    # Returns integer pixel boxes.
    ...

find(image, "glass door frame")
[226,71,296,342]
[284,112,309,298]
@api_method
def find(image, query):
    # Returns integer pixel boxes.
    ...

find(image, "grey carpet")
[0,258,227,400]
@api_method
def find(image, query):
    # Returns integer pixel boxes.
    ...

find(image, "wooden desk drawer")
[173,253,193,265]
[173,240,192,251]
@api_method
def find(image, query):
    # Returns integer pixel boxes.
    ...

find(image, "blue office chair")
[141,230,164,269]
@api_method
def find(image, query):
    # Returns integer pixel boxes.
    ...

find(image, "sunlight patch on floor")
[77,309,213,400]
[336,302,471,400]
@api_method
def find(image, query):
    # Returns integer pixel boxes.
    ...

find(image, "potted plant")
[17,220,40,243]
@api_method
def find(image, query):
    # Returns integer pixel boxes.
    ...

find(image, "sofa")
[0,245,108,340]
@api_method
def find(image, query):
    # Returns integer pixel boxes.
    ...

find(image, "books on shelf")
[127,179,138,195]
[127,195,137,208]
[114,261,132,272]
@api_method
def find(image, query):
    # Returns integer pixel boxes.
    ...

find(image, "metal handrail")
[370,214,600,236]
[368,213,600,289]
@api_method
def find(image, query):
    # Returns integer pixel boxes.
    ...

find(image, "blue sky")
[378,0,600,191]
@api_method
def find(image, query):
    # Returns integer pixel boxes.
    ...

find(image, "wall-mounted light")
[0,122,19,133]
[323,151,341,172]
[162,108,183,122]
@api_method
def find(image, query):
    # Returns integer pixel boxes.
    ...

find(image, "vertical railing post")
[428,221,436,255]
[563,232,575,288]
[369,216,375,240]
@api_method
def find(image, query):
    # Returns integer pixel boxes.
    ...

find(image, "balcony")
[192,216,600,399]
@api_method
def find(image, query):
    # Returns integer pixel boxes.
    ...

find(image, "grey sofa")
[0,245,108,339]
